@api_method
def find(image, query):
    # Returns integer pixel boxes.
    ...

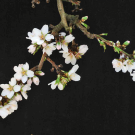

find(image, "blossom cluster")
[26,24,89,65]
[0,24,89,119]
[112,53,135,81]
[0,63,44,119]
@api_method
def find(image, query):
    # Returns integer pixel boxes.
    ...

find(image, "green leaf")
[114,46,121,54]
[81,22,90,29]
[33,46,41,55]
[55,75,61,84]
[100,33,108,36]
[103,45,106,52]
[123,40,130,46]
[81,16,88,22]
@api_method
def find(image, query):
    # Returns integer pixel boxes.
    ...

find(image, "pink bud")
[42,42,47,47]
[27,79,32,86]
[33,77,40,85]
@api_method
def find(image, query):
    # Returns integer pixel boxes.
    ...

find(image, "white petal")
[62,44,68,52]
[65,34,75,43]
[45,34,54,41]
[59,32,66,37]
[79,45,89,55]
[22,84,31,91]
[68,64,79,75]
[65,55,72,64]
[7,91,14,99]
[115,67,121,72]
[14,85,21,92]
[48,80,57,90]
[21,91,28,99]
[0,84,9,89]
[41,25,49,35]
[70,73,81,81]
[0,96,2,101]
[14,94,22,101]
[14,73,22,81]
[9,78,16,86]
[14,66,22,73]
[122,66,127,73]
[0,108,9,119]
[23,62,29,70]
[32,28,41,36]
[58,83,63,90]
[1,89,10,96]
[22,76,28,83]
[71,55,77,65]
[27,70,34,77]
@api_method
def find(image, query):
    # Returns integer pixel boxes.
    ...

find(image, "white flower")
[0,78,21,99]
[21,84,31,99]
[43,43,56,56]
[78,45,88,55]
[33,76,40,85]
[0,100,18,119]
[14,62,34,83]
[59,32,66,37]
[68,64,81,81]
[112,59,127,73]
[61,34,75,52]
[59,51,76,65]
[13,94,22,102]
[26,24,54,45]
[123,60,135,73]
[27,45,36,54]
[48,80,64,90]
[0,96,2,101]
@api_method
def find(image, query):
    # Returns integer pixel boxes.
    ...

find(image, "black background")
[0,0,135,135]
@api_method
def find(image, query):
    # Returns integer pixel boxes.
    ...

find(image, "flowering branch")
[1,0,135,119]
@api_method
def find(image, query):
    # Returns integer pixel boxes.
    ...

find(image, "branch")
[62,0,80,6]
[57,0,69,31]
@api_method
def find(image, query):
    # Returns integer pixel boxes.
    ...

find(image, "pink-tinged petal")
[79,45,89,55]
[33,77,40,85]
[42,42,47,47]
[27,70,34,77]
[21,91,28,99]
[23,62,29,70]
[7,91,14,99]
[56,43,62,50]
[45,34,54,41]
[58,83,63,90]
[65,34,75,43]
[41,25,49,35]
[70,73,81,81]
[1,89,10,96]
[14,85,21,92]
[14,94,22,101]
[27,79,32,86]
[0,84,9,89]
[22,75,28,83]
[68,64,79,76]
[9,78,16,86]
[14,73,22,81]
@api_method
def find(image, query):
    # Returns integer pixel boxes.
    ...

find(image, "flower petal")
[68,64,79,76]
[41,25,49,35]
[58,83,63,90]
[27,70,34,77]
[9,78,16,86]
[22,75,28,83]
[70,73,81,81]
[23,62,29,70]
[14,85,21,92]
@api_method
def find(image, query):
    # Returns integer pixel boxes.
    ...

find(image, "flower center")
[40,35,44,40]
[22,70,26,75]
[8,86,13,91]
